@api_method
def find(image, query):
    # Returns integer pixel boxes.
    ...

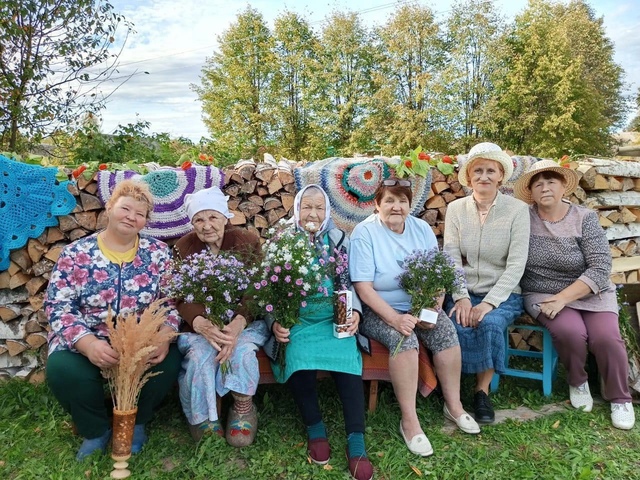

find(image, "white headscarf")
[292,184,333,236]
[183,186,234,221]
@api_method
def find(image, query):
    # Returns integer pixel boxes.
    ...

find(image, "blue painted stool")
[491,324,559,396]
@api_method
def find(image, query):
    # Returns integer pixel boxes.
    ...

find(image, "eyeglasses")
[382,179,411,187]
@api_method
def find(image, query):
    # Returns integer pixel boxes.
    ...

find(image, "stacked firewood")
[566,158,640,284]
[416,168,465,238]
[2,156,640,378]
[0,177,104,381]
[221,157,298,238]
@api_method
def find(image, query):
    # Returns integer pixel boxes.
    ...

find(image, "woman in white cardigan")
[444,142,530,424]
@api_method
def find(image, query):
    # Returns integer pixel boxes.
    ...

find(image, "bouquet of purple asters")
[394,248,466,354]
[397,248,465,315]
[253,221,329,369]
[165,250,254,374]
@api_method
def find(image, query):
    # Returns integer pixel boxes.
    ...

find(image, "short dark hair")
[374,180,413,206]
[528,170,566,190]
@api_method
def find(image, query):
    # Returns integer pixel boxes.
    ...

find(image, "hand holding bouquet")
[393,248,466,354]
[398,248,465,314]
[165,251,253,374]
[253,221,327,370]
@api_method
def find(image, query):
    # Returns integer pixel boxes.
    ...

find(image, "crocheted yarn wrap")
[0,155,76,270]
[97,166,222,240]
[294,157,432,234]
[456,155,542,196]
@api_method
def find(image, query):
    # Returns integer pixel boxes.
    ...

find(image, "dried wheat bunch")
[102,299,179,411]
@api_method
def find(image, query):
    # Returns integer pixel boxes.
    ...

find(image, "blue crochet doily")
[0,155,76,271]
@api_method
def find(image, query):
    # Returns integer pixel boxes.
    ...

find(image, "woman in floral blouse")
[45,179,182,461]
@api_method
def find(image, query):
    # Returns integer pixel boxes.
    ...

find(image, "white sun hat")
[458,142,514,187]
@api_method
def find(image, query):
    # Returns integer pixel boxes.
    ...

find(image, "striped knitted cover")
[294,157,432,234]
[0,155,76,270]
[97,166,222,240]
[456,155,542,196]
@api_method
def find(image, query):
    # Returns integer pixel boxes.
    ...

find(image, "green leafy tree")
[194,7,275,160]
[364,3,450,155]
[627,87,640,133]
[313,11,375,156]
[479,0,626,156]
[270,11,320,160]
[0,0,133,151]
[444,0,503,151]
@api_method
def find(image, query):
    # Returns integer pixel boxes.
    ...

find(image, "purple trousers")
[537,307,631,403]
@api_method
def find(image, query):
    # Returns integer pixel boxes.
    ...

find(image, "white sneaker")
[611,402,636,430]
[569,381,593,412]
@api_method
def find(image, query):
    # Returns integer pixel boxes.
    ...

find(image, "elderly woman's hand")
[449,298,473,327]
[79,337,119,368]
[272,321,290,343]
[392,313,419,336]
[193,315,234,352]
[215,315,247,363]
[538,296,567,320]
[148,326,175,365]
[469,302,494,327]
[346,311,361,335]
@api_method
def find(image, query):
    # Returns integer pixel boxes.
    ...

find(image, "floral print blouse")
[45,233,181,355]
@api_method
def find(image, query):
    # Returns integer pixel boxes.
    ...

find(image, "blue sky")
[98,0,640,141]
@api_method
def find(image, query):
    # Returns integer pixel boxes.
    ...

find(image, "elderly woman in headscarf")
[173,186,269,447]
[264,184,373,480]
[443,142,530,424]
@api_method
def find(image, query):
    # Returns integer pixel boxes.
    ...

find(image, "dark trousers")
[46,344,182,439]
[287,370,366,435]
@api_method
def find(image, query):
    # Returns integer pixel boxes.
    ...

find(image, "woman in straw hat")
[514,160,635,430]
[173,186,269,446]
[443,142,530,424]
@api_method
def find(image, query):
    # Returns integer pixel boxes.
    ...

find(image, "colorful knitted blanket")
[456,155,542,196]
[97,166,222,240]
[294,157,432,234]
[0,155,76,271]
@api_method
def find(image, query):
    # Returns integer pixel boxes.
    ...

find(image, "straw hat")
[513,159,579,204]
[458,142,514,187]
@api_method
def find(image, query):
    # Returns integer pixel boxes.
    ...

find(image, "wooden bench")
[254,339,437,411]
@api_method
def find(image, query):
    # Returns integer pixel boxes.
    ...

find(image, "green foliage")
[365,4,451,155]
[626,87,640,133]
[193,1,626,160]
[270,12,320,161]
[444,0,504,152]
[194,7,276,161]
[0,0,133,152]
[312,12,375,157]
[479,0,626,157]
[2,373,640,479]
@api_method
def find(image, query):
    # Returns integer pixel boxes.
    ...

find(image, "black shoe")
[473,390,495,424]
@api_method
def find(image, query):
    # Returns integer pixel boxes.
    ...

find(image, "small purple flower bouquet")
[393,248,466,354]
[397,248,465,318]
[165,250,254,374]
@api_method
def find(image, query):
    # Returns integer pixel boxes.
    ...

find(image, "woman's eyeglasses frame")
[382,179,412,187]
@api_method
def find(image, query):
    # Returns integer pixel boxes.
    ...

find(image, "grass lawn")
[1,367,639,480]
